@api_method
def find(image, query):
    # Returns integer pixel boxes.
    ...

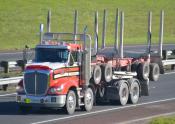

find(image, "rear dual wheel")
[149,63,160,81]
[128,78,140,104]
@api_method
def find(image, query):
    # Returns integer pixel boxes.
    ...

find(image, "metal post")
[40,24,44,44]
[158,10,164,58]
[74,10,78,43]
[119,11,124,58]
[102,9,107,49]
[114,8,119,51]
[94,11,98,54]
[47,10,51,32]
[147,11,152,53]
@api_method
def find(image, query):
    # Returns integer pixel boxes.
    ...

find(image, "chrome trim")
[24,70,50,96]
[16,95,66,107]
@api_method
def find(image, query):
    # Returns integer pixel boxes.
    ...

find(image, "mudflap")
[105,86,119,100]
[140,78,149,96]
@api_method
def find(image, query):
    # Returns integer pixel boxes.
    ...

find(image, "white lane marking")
[118,111,175,124]
[31,97,175,124]
[164,71,175,75]
[0,93,16,97]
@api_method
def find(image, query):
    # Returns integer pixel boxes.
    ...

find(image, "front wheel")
[81,88,94,112]
[65,90,76,115]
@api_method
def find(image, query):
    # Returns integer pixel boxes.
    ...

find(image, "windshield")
[35,48,69,63]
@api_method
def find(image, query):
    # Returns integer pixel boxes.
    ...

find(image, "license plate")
[24,98,31,103]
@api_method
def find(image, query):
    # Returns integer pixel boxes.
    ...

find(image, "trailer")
[16,10,150,115]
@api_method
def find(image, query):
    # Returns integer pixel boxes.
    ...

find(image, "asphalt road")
[0,72,175,124]
[0,44,175,124]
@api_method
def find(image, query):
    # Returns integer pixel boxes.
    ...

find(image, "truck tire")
[128,78,140,104]
[93,65,102,85]
[81,88,94,112]
[65,90,76,115]
[137,62,150,80]
[101,64,112,82]
[118,80,129,106]
[149,63,160,81]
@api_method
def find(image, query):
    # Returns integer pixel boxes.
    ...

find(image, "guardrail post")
[17,60,26,71]
[0,61,9,73]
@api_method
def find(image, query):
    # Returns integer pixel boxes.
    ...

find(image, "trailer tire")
[81,88,94,112]
[101,64,112,82]
[149,63,160,81]
[118,80,129,106]
[128,78,140,104]
[137,62,150,80]
[93,65,102,85]
[65,90,76,115]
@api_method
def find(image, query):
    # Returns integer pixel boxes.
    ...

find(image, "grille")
[24,71,49,96]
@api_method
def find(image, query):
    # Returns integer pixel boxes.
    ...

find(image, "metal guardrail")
[0,76,23,85]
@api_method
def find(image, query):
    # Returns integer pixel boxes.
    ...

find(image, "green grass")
[0,0,175,50]
[150,116,175,124]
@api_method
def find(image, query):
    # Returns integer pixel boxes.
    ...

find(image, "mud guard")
[140,78,149,96]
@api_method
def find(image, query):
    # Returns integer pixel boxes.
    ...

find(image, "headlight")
[49,85,64,94]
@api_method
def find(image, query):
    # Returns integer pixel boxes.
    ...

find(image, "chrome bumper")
[16,94,66,108]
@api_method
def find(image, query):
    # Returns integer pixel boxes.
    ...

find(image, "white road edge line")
[0,93,16,97]
[118,111,175,124]
[31,97,175,124]
[164,71,175,75]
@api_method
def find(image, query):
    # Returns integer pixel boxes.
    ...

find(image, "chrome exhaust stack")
[39,24,44,44]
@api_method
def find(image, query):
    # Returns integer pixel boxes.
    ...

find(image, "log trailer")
[16,11,150,115]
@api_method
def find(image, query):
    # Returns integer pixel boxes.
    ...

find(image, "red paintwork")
[25,64,80,95]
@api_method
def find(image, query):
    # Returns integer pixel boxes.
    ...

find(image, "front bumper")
[16,94,66,108]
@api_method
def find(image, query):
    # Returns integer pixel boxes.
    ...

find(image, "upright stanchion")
[102,9,107,49]
[74,10,78,43]
[40,24,44,44]
[119,11,124,59]
[158,10,164,58]
[147,11,152,53]
[114,8,119,51]
[94,11,98,54]
[47,10,51,32]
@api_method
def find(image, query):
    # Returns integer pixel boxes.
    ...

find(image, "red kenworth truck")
[16,31,149,114]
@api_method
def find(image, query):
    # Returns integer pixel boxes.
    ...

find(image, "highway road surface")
[0,72,175,124]
[0,44,175,124]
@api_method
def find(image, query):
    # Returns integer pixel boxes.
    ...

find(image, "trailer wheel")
[65,90,76,115]
[93,65,102,85]
[81,88,94,112]
[118,80,129,106]
[128,78,140,104]
[101,64,112,82]
[137,62,150,80]
[149,63,160,81]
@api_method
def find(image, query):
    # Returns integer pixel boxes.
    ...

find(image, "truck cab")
[16,33,94,114]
